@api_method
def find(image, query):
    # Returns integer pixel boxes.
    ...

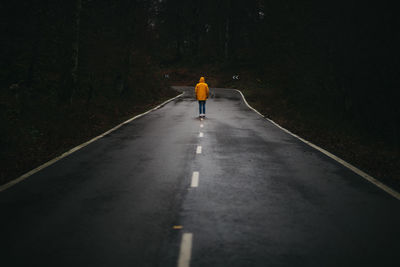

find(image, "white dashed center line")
[191,172,199,187]
[200,124,204,128]
[199,132,204,138]
[177,233,193,267]
[196,146,202,154]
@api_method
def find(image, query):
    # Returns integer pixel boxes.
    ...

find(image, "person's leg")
[200,101,205,115]
[199,101,204,115]
[203,101,206,115]
[198,101,202,116]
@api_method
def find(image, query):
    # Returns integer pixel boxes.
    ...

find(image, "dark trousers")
[198,100,206,114]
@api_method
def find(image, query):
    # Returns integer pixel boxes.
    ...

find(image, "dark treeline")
[0,1,399,182]
[1,0,168,105]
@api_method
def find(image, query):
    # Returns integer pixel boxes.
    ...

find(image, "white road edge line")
[235,89,400,201]
[191,172,199,187]
[196,146,202,154]
[0,93,184,192]
[199,132,204,138]
[177,233,193,267]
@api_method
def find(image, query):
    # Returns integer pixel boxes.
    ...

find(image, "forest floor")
[164,65,400,191]
[0,86,178,186]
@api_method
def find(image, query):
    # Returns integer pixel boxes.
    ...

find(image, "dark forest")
[1,0,399,185]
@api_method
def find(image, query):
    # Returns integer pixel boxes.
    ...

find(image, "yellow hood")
[195,76,209,101]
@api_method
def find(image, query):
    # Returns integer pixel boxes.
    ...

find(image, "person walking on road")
[195,76,209,118]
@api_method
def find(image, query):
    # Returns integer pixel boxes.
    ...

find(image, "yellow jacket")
[195,77,209,101]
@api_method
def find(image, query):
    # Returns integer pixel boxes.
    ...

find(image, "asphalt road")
[1,87,399,267]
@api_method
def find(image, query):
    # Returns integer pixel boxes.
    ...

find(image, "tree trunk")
[59,0,81,104]
[223,0,232,61]
[119,0,137,97]
[224,17,230,61]
[70,0,82,102]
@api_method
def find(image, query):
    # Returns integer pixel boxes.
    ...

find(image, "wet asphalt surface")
[1,86,399,267]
